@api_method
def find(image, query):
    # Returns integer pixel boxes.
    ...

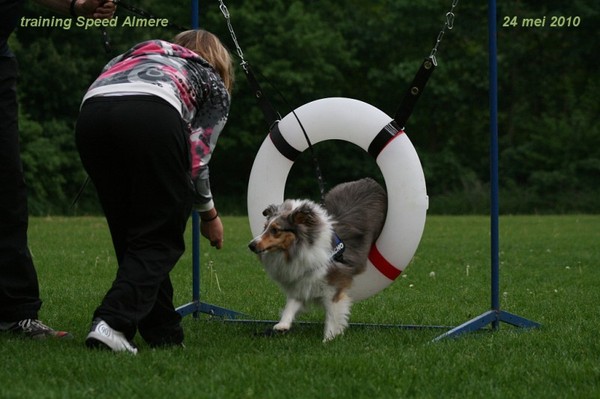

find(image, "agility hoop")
[247,97,428,301]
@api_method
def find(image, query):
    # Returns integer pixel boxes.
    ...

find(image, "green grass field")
[1,215,599,398]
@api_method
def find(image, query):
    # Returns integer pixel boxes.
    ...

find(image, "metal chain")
[429,0,459,65]
[218,0,457,70]
[218,0,248,71]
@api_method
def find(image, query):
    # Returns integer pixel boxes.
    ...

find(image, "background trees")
[14,0,599,215]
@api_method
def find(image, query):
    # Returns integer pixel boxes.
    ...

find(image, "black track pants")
[76,95,193,344]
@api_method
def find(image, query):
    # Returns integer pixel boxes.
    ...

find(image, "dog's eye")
[269,227,279,235]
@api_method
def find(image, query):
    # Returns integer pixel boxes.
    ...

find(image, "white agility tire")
[247,97,428,302]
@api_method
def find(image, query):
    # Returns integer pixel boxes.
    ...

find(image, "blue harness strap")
[331,232,345,262]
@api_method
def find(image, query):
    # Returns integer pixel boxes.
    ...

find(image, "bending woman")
[75,30,233,353]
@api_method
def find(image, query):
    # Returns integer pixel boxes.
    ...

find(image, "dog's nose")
[248,241,257,253]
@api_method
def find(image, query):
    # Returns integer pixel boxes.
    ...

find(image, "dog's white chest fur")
[261,245,332,301]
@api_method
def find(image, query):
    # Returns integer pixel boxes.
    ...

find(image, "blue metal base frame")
[432,310,540,342]
[176,300,246,319]
[213,319,457,334]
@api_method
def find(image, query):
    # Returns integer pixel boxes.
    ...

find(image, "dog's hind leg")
[274,298,304,332]
[323,292,352,342]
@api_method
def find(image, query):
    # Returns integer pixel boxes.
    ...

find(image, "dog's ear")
[290,203,316,226]
[262,205,277,218]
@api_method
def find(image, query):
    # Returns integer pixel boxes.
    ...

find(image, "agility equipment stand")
[176,211,246,319]
[176,0,540,340]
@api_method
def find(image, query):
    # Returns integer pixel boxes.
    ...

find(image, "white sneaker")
[85,318,138,354]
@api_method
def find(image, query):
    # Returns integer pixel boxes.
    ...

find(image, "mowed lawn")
[1,215,598,398]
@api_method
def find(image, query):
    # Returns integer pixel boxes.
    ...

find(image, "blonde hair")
[173,30,234,94]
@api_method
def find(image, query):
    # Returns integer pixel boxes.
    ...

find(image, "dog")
[248,178,387,341]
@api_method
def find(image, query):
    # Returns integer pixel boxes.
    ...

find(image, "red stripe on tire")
[368,244,402,280]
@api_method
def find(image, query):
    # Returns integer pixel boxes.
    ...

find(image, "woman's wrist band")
[200,211,219,222]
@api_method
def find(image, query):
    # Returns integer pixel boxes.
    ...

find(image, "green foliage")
[13,0,599,215]
[19,113,81,214]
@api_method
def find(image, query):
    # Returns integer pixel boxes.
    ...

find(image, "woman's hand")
[199,209,223,249]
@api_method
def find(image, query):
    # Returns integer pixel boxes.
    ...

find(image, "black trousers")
[0,56,42,322]
[76,96,193,345]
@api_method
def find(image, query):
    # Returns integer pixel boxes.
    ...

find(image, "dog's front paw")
[322,330,343,343]
[273,322,291,332]
[323,322,346,343]
[323,327,344,343]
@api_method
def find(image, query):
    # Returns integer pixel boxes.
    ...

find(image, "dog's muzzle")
[248,240,261,254]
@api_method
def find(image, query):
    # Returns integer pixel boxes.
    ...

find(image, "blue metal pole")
[191,0,200,316]
[433,0,540,341]
[191,210,200,306]
[488,0,500,328]
[192,0,199,28]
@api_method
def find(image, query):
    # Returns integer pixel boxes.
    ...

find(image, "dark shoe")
[0,319,73,339]
[85,318,138,354]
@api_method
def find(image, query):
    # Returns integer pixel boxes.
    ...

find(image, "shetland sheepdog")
[248,178,387,341]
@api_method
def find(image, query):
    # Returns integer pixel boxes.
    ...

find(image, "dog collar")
[331,232,345,263]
